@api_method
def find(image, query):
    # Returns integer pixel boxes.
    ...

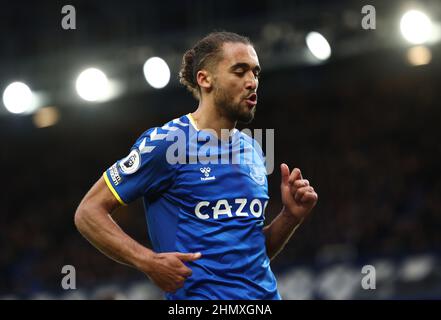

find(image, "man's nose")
[245,73,258,91]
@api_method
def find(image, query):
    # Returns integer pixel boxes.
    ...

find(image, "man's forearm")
[263,206,303,260]
[74,205,154,272]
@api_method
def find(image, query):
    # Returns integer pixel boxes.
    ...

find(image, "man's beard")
[213,85,255,124]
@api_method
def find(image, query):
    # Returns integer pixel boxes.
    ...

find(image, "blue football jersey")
[104,114,281,300]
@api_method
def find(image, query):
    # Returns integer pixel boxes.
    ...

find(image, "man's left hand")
[280,163,318,221]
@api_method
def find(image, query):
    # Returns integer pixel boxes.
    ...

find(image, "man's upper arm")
[80,175,123,214]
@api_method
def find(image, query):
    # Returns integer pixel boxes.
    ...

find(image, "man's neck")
[190,100,237,140]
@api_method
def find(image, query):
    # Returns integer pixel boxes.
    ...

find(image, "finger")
[293,179,309,189]
[173,277,186,290]
[180,266,193,278]
[294,191,303,202]
[301,191,318,204]
[175,252,202,262]
[175,275,186,282]
[288,168,302,185]
[294,186,313,201]
[280,163,290,186]
[293,186,313,196]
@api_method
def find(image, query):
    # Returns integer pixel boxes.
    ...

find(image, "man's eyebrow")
[230,62,261,73]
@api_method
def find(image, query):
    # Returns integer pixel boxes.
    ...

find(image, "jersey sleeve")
[103,127,175,205]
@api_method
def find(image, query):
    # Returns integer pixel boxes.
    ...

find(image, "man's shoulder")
[235,129,263,151]
[144,114,190,135]
[124,114,191,164]
[236,130,253,143]
[136,114,191,143]
[233,130,266,167]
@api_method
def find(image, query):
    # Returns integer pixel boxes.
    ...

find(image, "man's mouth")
[245,93,257,106]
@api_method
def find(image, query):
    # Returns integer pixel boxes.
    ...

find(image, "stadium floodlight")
[143,57,171,89]
[33,106,60,128]
[305,31,332,61]
[400,10,433,44]
[76,68,110,102]
[407,46,432,66]
[2,82,34,114]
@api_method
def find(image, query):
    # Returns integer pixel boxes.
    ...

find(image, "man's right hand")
[74,176,202,294]
[141,252,202,293]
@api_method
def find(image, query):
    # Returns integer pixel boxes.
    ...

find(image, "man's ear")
[196,70,213,90]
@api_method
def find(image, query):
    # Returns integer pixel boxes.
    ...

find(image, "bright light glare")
[76,68,110,102]
[33,106,60,128]
[400,10,433,44]
[407,46,432,66]
[143,57,171,89]
[2,82,34,114]
[305,32,332,61]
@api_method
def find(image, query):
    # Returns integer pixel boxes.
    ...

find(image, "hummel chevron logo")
[150,128,168,141]
[172,119,188,127]
[138,138,155,154]
[162,118,189,131]
[162,124,179,131]
[138,118,188,154]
